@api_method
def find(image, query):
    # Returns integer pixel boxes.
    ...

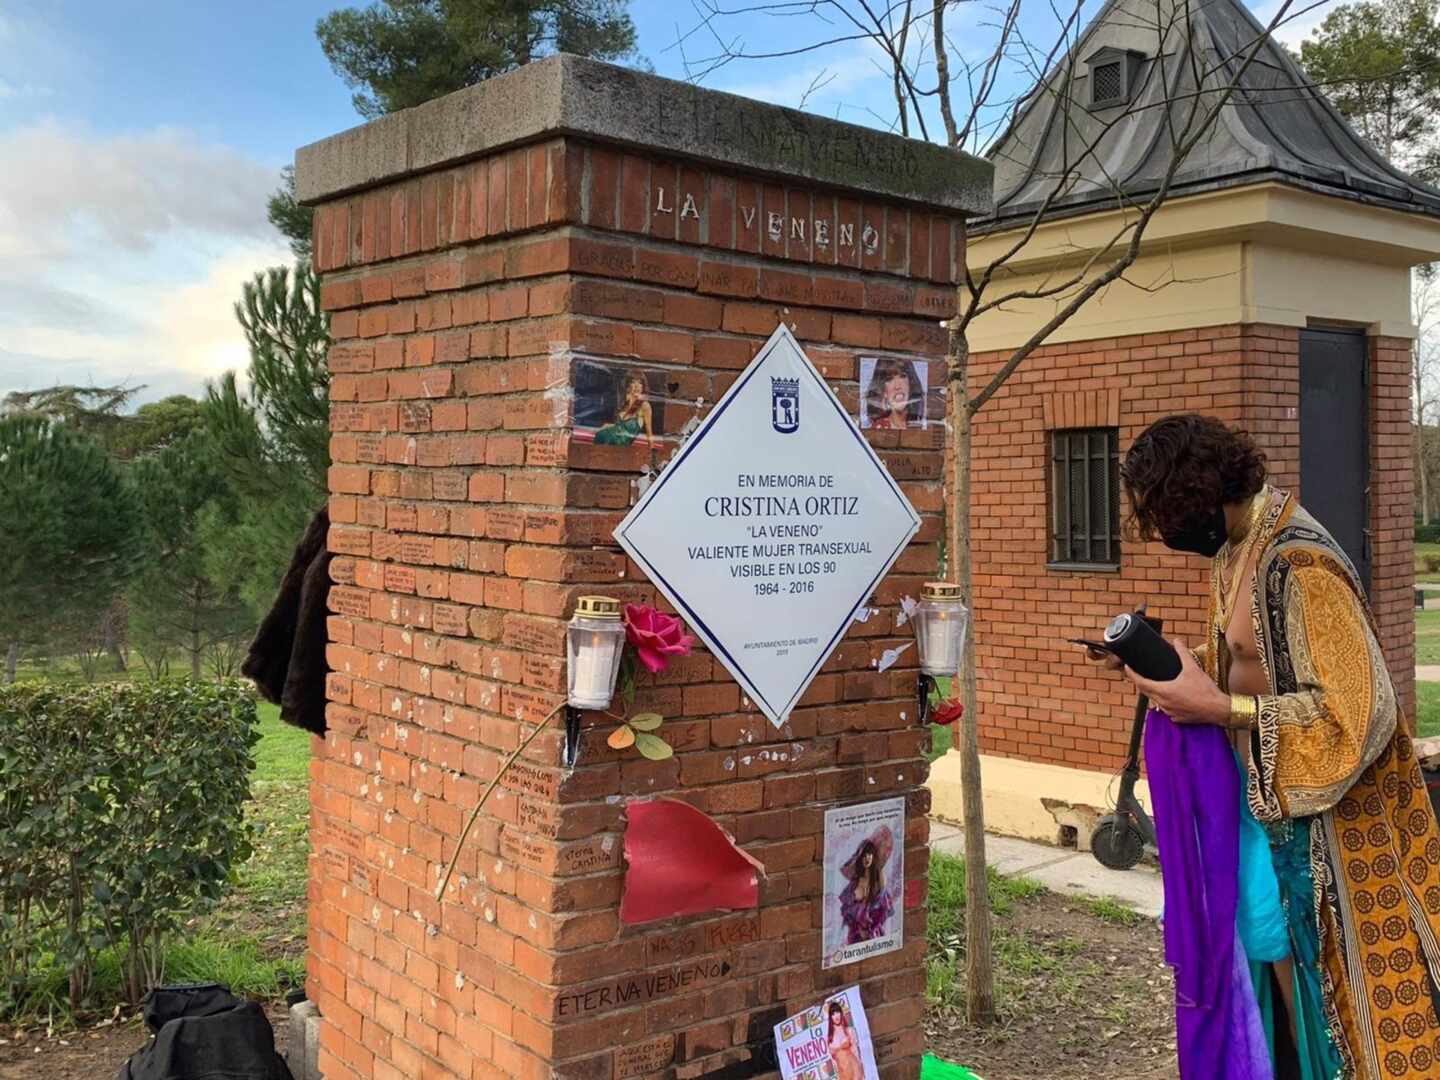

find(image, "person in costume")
[594,374,654,447]
[826,1000,864,1080]
[838,835,894,944]
[1099,413,1440,1079]
[864,358,923,430]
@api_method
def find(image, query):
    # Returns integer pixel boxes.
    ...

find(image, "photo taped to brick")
[857,356,927,431]
[570,357,709,455]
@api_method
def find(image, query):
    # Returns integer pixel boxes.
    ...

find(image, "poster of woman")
[773,986,880,1080]
[858,357,927,430]
[822,797,904,970]
[572,360,666,449]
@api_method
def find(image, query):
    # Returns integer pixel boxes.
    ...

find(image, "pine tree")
[128,435,253,678]
[202,262,330,613]
[1299,0,1440,173]
[268,165,314,261]
[0,417,138,681]
[1,385,139,453]
[316,0,638,118]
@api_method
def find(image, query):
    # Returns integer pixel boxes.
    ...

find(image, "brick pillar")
[298,55,990,1080]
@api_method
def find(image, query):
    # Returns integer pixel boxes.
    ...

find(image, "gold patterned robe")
[1216,490,1440,1079]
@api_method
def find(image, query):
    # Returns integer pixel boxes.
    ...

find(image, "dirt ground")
[926,891,1178,1080]
[0,894,1174,1080]
[0,1003,291,1080]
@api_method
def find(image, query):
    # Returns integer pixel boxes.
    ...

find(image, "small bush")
[1418,524,1440,545]
[0,680,257,1014]
[1425,555,1440,575]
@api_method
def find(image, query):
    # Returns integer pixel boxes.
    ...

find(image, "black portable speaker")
[1103,611,1182,681]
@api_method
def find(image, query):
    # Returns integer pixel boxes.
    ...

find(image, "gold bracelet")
[1229,694,1259,729]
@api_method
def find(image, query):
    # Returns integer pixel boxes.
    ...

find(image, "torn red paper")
[621,797,764,924]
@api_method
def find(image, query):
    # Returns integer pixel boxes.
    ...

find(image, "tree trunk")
[4,641,18,684]
[1417,359,1429,525]
[1422,434,1431,526]
[104,606,127,672]
[947,325,996,1023]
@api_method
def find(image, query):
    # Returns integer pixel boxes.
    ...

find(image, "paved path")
[1419,666,1440,682]
[931,820,1163,919]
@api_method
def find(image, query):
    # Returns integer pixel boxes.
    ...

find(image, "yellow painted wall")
[964,182,1440,353]
[929,749,1151,843]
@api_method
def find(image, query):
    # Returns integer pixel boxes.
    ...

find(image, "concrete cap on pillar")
[296,53,993,216]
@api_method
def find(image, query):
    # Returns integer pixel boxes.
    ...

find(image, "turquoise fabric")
[1235,753,1290,965]
[1232,756,1343,1078]
[1270,818,1345,1080]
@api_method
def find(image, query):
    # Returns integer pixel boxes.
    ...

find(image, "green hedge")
[1418,524,1440,545]
[0,680,257,1012]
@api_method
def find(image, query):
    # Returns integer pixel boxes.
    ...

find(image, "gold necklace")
[1213,489,1269,634]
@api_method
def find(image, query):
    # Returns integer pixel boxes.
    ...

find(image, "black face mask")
[1161,505,1228,557]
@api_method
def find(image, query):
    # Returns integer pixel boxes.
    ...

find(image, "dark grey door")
[1299,328,1370,589]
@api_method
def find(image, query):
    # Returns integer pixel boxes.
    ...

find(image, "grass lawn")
[190,702,310,990]
[1419,682,1440,739]
[1418,610,1440,666]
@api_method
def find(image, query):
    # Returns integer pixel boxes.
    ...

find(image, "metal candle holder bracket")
[916,672,938,725]
[563,706,583,768]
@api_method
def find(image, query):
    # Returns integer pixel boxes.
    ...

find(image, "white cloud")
[0,119,289,404]
[0,121,279,260]
[1,239,291,404]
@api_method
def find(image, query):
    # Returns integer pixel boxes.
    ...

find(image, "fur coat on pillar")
[241,508,331,736]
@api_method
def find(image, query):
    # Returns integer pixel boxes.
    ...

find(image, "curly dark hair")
[1120,414,1267,542]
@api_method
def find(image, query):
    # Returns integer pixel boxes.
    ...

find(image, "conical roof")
[985,0,1440,228]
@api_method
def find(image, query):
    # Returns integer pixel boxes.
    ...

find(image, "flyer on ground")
[822,797,905,970]
[773,985,880,1080]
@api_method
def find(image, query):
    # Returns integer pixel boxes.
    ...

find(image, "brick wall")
[308,134,962,1080]
[968,324,1415,770]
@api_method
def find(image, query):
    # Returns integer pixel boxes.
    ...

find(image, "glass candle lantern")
[566,596,627,710]
[914,581,969,677]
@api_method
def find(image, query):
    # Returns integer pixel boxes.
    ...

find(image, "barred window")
[1050,428,1121,568]
[1091,61,1124,105]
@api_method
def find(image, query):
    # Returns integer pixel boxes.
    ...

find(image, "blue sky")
[0,0,1326,406]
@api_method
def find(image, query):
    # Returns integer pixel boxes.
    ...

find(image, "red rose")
[932,698,964,726]
[623,604,696,674]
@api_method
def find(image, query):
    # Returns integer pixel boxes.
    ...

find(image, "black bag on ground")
[118,982,293,1080]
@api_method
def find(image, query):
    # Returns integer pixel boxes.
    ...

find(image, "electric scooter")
[1090,685,1158,870]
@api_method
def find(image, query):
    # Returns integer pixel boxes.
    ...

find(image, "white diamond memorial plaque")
[614,324,920,728]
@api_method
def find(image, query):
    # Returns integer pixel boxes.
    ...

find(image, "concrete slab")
[1417,665,1440,682]
[287,1000,321,1080]
[296,55,993,213]
[933,829,1163,919]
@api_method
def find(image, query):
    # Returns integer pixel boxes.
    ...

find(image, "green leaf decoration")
[628,713,664,732]
[633,732,675,761]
